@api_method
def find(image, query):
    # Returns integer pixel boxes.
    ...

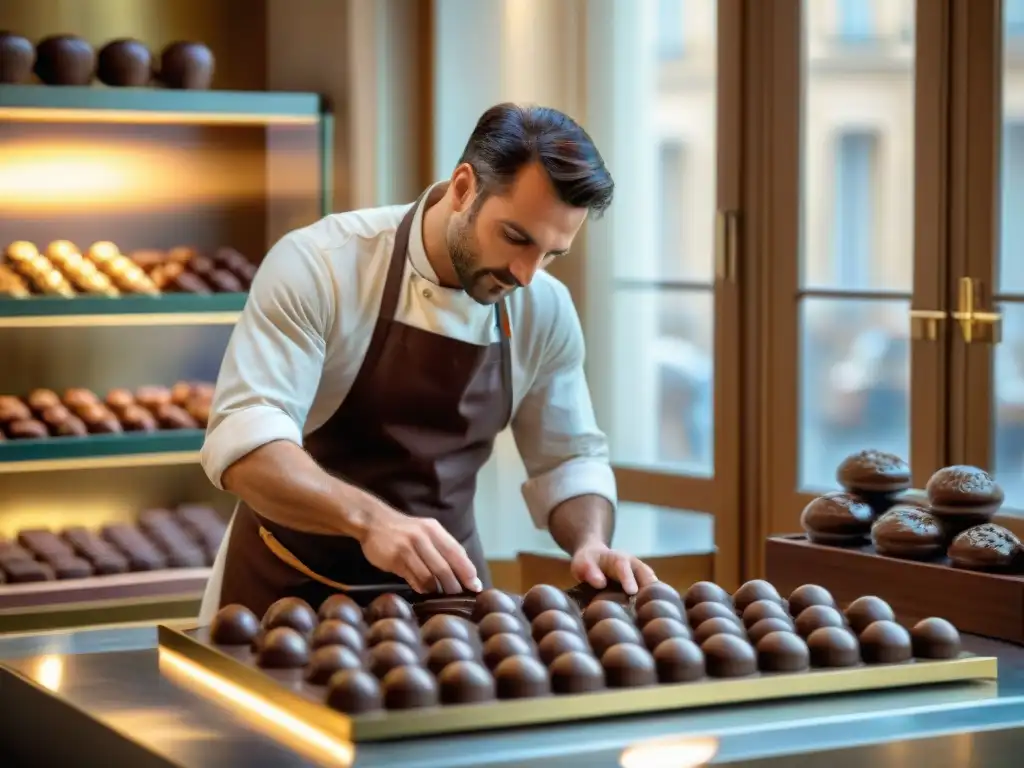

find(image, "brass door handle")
[909,309,947,341]
[715,210,739,283]
[952,276,1002,344]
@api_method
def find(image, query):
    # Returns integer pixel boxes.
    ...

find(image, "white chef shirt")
[201,188,617,528]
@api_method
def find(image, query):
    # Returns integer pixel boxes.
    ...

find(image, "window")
[837,0,874,41]
[1009,0,1024,37]
[656,140,688,278]
[657,0,686,60]
[832,132,878,288]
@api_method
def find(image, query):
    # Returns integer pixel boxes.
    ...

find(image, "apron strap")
[257,526,359,592]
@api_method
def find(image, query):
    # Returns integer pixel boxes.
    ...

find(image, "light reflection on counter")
[31,654,64,692]
[620,735,718,768]
[158,646,354,767]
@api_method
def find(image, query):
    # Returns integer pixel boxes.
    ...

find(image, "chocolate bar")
[137,509,206,568]
[63,526,129,575]
[174,505,226,561]
[51,557,94,580]
[2,558,53,583]
[17,528,74,560]
[100,523,168,571]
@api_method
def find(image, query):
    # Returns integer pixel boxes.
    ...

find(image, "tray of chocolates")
[766,449,1024,644]
[157,580,995,743]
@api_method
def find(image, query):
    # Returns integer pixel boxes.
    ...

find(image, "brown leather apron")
[217,193,513,616]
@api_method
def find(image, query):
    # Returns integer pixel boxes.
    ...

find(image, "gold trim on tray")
[157,625,999,744]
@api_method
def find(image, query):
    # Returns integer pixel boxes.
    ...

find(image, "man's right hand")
[359,506,482,594]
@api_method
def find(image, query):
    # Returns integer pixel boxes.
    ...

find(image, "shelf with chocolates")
[0,381,212,471]
[0,240,252,326]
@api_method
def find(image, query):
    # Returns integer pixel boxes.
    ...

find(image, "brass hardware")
[909,309,947,341]
[951,276,1002,344]
[715,210,739,283]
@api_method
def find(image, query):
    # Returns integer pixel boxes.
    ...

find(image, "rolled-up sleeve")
[512,281,617,528]
[201,230,335,489]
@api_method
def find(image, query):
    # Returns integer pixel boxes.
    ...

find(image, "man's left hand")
[570,542,658,595]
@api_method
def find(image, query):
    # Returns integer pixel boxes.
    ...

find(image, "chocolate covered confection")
[684,581,732,609]
[478,611,526,641]
[256,627,310,669]
[794,605,845,637]
[742,600,791,629]
[325,669,383,714]
[153,403,198,430]
[0,396,30,422]
[807,626,860,668]
[733,580,782,613]
[369,641,421,678]
[588,618,641,657]
[54,416,88,437]
[693,616,746,646]
[262,597,317,635]
[927,465,1004,516]
[382,665,438,709]
[800,492,874,545]
[687,601,741,628]
[636,599,685,627]
[871,505,945,560]
[844,596,895,634]
[305,645,362,685]
[318,593,364,626]
[522,584,572,620]
[494,655,551,699]
[104,388,134,414]
[421,614,475,646]
[911,617,961,659]
[134,386,172,411]
[173,505,226,561]
[482,633,533,670]
[367,618,421,649]
[550,650,605,694]
[836,449,911,514]
[653,637,705,683]
[310,619,364,652]
[787,584,837,618]
[62,526,129,575]
[748,617,797,646]
[138,508,207,567]
[538,629,589,665]
[532,609,580,641]
[119,404,158,432]
[51,557,93,579]
[35,35,95,85]
[97,39,151,87]
[948,524,1023,571]
[602,643,657,688]
[170,272,212,294]
[39,404,71,430]
[635,582,684,610]
[63,388,98,410]
[18,529,74,560]
[582,600,629,630]
[0,32,33,84]
[757,631,810,672]
[471,588,519,621]
[860,620,912,664]
[701,634,756,678]
[1,558,52,582]
[97,524,165,571]
[207,269,244,293]
[6,419,48,439]
[26,389,60,412]
[438,660,496,704]
[641,617,689,650]
[367,593,415,624]
[426,638,477,675]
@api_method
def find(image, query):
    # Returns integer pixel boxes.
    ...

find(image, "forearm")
[547,494,614,555]
[221,440,374,540]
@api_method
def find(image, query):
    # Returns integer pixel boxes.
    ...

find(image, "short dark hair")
[457,103,614,217]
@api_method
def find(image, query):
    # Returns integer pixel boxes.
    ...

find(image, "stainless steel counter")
[0,626,1022,767]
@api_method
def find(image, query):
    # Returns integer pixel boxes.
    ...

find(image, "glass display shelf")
[0,431,204,473]
[0,293,247,327]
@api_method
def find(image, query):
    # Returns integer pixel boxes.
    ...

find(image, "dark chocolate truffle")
[382,665,439,709]
[210,604,260,645]
[684,581,732,609]
[478,611,527,641]
[522,584,572,620]
[550,651,605,694]
[653,637,705,683]
[472,588,519,622]
[701,634,756,678]
[325,669,383,714]
[807,626,860,668]
[582,600,629,630]
[538,629,590,665]
[0,32,34,84]
[733,580,782,613]
[257,627,310,669]
[635,582,684,610]
[368,640,421,678]
[318,594,364,627]
[641,617,690,650]
[305,645,362,685]
[636,599,685,627]
[844,596,895,634]
[748,617,796,646]
[158,41,215,90]
[871,506,945,560]
[436,660,495,704]
[787,584,837,618]
[911,617,961,660]
[532,609,580,641]
[97,39,152,87]
[800,492,875,545]
[687,601,742,628]
[494,655,551,699]
[602,643,657,688]
[367,618,421,648]
[421,614,475,646]
[366,592,415,624]
[927,465,1004,515]
[795,605,845,637]
[482,633,533,670]
[948,524,1023,571]
[588,618,641,657]
[742,600,791,629]
[860,620,912,664]
[310,619,365,653]
[693,616,746,646]
[262,597,317,635]
[35,35,95,85]
[426,637,477,675]
[757,631,810,672]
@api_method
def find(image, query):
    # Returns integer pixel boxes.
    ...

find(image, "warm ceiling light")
[620,735,720,768]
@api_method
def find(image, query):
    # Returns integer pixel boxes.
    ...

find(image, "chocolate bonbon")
[138,508,207,567]
[262,597,317,635]
[311,620,365,653]
[701,634,756,678]
[911,617,961,659]
[550,650,605,694]
[538,629,589,665]
[602,643,657,688]
[325,670,383,714]
[426,638,477,675]
[210,604,261,645]
[437,660,496,704]
[306,645,362,685]
[844,596,895,634]
[494,655,551,699]
[522,584,572,620]
[100,523,168,571]
[532,608,580,641]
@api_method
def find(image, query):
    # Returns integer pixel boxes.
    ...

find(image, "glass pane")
[801,0,916,292]
[613,0,716,283]
[999,2,1024,294]
[610,288,714,476]
[993,303,1024,509]
[799,298,911,490]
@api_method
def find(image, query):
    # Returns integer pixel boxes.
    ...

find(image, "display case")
[0,83,332,632]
